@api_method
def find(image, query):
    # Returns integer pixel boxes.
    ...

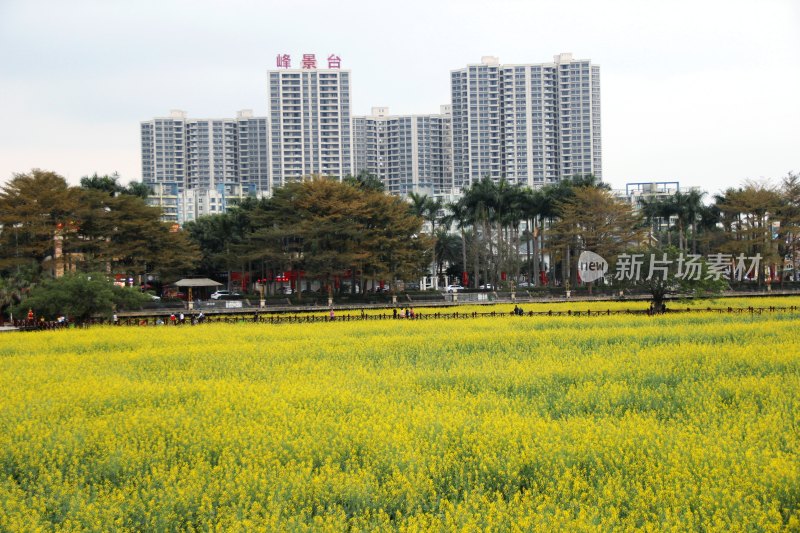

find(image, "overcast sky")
[1,0,798,195]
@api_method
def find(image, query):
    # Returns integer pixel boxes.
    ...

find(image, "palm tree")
[443,198,471,287]
[462,177,498,288]
[0,271,32,322]
[519,188,545,286]
[434,229,462,282]
[640,197,662,245]
[685,189,706,254]
[425,197,445,289]
[496,184,528,285]
[407,192,429,219]
[408,192,444,289]
[662,190,705,253]
[567,173,610,191]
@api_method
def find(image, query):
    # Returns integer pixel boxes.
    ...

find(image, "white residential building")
[236,110,270,195]
[141,52,603,219]
[141,110,188,196]
[268,67,352,185]
[451,53,601,190]
[177,184,254,224]
[353,106,453,196]
[141,110,269,220]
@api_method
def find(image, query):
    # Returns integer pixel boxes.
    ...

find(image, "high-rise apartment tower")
[353,106,453,196]
[141,110,269,195]
[450,53,601,189]
[268,67,352,185]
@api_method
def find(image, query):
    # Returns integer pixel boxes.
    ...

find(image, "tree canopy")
[185,178,432,297]
[13,272,150,323]
[0,169,198,282]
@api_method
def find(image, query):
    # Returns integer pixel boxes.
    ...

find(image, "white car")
[210,290,239,300]
[445,285,464,293]
[479,284,494,290]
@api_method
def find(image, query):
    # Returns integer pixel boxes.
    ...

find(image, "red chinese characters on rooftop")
[274,53,342,69]
[302,54,316,69]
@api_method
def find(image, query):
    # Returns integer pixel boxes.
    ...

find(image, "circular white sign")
[578,251,608,283]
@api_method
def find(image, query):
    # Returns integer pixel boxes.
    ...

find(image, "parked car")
[479,284,494,290]
[211,290,241,300]
[445,284,464,293]
[163,291,187,300]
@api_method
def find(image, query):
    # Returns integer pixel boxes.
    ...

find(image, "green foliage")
[613,246,728,306]
[0,170,79,273]
[0,170,197,281]
[343,170,385,192]
[12,273,150,323]
[239,178,430,293]
[183,205,258,277]
[554,186,644,290]
[80,172,149,199]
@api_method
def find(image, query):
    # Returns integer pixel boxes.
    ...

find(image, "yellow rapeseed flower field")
[1,300,798,530]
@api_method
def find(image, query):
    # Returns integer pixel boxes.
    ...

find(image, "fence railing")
[6,305,795,331]
[189,305,799,325]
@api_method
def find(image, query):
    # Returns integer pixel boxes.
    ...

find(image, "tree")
[184,204,258,281]
[443,198,471,286]
[434,229,462,282]
[778,172,800,284]
[0,170,197,284]
[461,177,498,288]
[408,192,444,289]
[80,172,149,199]
[495,183,527,285]
[519,187,546,287]
[0,270,33,322]
[614,246,728,309]
[13,273,150,323]
[715,182,783,285]
[72,189,199,280]
[241,178,430,298]
[80,172,124,196]
[533,174,610,287]
[124,181,150,199]
[553,187,644,293]
[343,170,385,192]
[0,170,80,274]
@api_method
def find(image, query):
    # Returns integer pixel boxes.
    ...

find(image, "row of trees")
[405,172,800,291]
[184,177,431,298]
[0,170,197,279]
[0,170,199,318]
[2,167,798,319]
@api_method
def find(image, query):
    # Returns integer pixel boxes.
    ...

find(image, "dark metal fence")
[5,304,798,332]
[5,305,791,330]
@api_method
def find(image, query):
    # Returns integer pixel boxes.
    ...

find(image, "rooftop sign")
[275,53,342,69]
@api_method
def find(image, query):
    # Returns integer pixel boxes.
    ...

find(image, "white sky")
[1,0,798,195]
